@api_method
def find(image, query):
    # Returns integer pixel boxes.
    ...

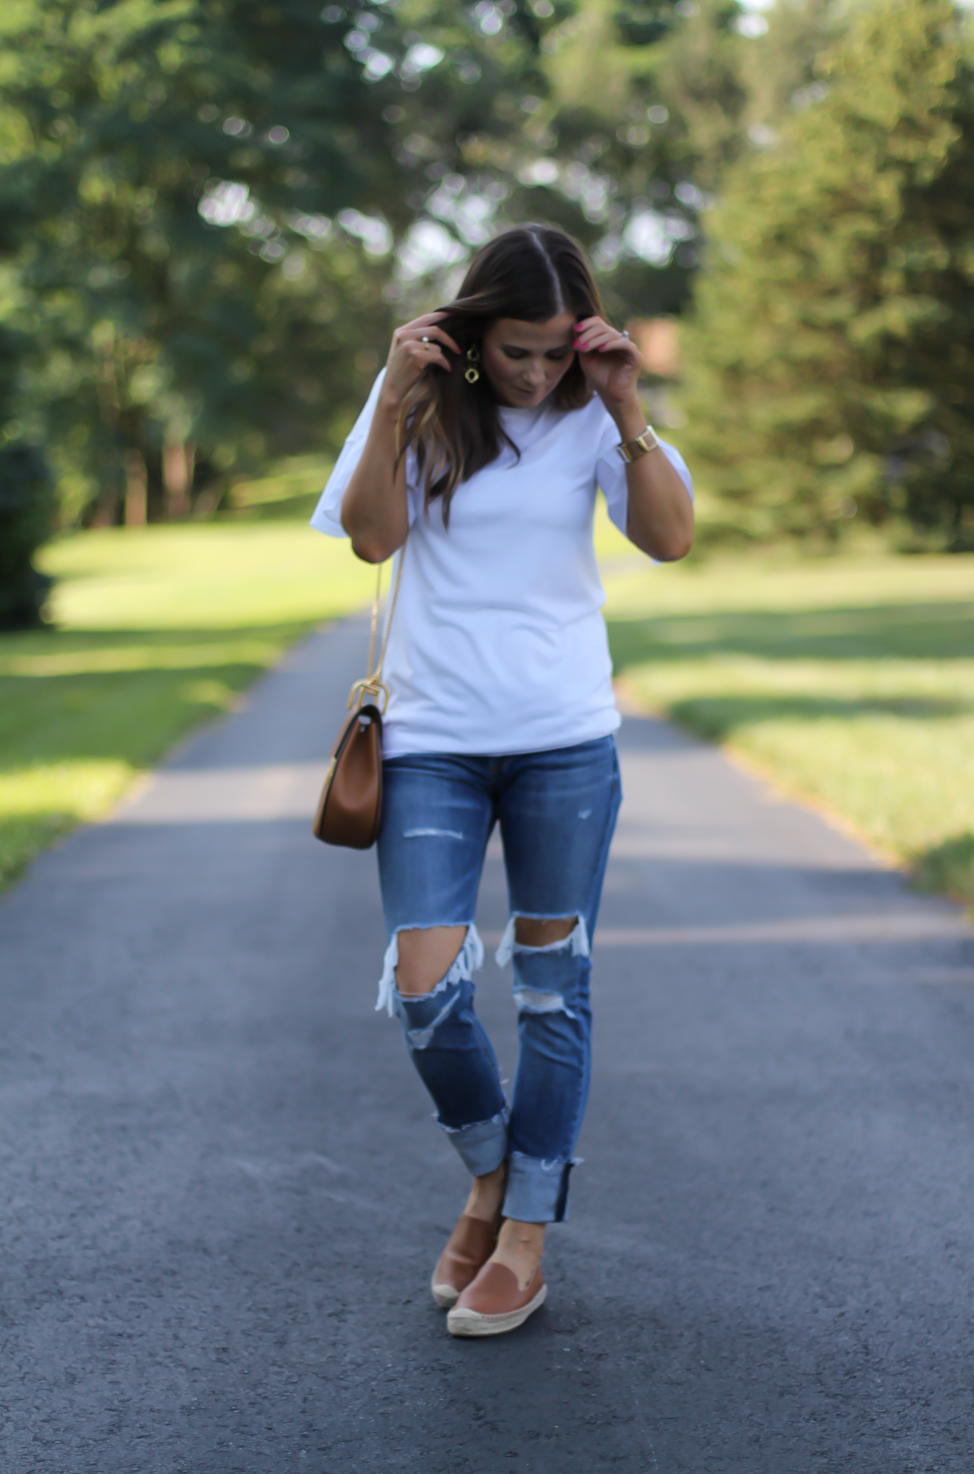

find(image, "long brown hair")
[398,223,605,524]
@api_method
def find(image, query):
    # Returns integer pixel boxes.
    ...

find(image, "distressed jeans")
[375,736,621,1223]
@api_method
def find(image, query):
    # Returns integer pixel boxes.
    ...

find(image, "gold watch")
[616,425,661,463]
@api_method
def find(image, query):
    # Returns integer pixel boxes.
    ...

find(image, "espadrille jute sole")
[431,1277,461,1309]
[447,1281,547,1337]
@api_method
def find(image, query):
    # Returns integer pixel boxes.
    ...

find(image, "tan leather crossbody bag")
[312,536,406,849]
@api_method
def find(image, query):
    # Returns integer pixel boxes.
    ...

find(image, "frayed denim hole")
[513,985,578,1021]
[495,915,590,968]
[395,972,461,1017]
[395,968,457,1007]
[508,919,587,1019]
[376,932,400,1017]
[376,922,484,1017]
[402,827,464,840]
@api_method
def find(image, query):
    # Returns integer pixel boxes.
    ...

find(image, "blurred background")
[1,0,972,903]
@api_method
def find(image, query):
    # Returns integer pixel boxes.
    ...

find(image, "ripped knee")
[383,926,486,1048]
[396,924,468,997]
[513,984,578,1020]
[375,924,485,1017]
[514,915,578,948]
[496,913,590,968]
[495,914,591,1022]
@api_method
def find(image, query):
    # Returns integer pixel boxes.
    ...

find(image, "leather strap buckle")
[348,678,390,713]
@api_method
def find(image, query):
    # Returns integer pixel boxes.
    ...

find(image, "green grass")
[223,453,332,523]
[597,514,974,906]
[0,521,375,890]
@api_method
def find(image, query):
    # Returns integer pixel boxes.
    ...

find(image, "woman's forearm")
[573,319,693,564]
[340,312,459,563]
[340,389,410,563]
[613,398,694,562]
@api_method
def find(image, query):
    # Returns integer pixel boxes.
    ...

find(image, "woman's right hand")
[381,312,461,406]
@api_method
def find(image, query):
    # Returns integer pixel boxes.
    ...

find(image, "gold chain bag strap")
[312,534,407,848]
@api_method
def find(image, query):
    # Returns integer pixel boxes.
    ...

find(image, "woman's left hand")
[573,317,642,410]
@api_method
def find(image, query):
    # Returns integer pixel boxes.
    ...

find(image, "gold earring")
[464,344,481,384]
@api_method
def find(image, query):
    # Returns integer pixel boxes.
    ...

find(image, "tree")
[1,0,604,526]
[500,0,714,320]
[488,0,847,325]
[0,0,422,523]
[0,325,54,627]
[676,0,974,547]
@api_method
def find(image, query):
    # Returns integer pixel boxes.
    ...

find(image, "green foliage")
[0,0,835,541]
[0,321,54,628]
[0,0,566,529]
[0,0,718,542]
[3,0,969,558]
[0,0,416,523]
[677,0,974,547]
[507,0,717,317]
[0,438,55,627]
[501,0,846,322]
[914,831,974,905]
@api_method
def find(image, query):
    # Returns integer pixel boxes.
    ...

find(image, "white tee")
[311,370,692,758]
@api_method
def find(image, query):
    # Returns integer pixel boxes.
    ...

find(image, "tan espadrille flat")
[430,1214,499,1309]
[446,1261,546,1337]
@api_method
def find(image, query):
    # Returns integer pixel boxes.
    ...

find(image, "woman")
[311,224,693,1337]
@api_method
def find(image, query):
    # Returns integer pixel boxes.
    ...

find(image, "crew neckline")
[497,400,551,423]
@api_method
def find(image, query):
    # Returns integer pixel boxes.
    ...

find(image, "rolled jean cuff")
[439,1110,509,1177]
[503,1152,576,1224]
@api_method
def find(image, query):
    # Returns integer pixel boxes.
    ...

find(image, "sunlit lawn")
[597,512,974,905]
[3,496,973,908]
[0,519,375,889]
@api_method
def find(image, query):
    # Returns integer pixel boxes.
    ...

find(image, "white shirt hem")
[381,709,621,761]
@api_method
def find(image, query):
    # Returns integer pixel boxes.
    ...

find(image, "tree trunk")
[163,440,194,520]
[124,449,148,526]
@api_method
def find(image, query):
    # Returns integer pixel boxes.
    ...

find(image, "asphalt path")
[2,616,973,1474]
